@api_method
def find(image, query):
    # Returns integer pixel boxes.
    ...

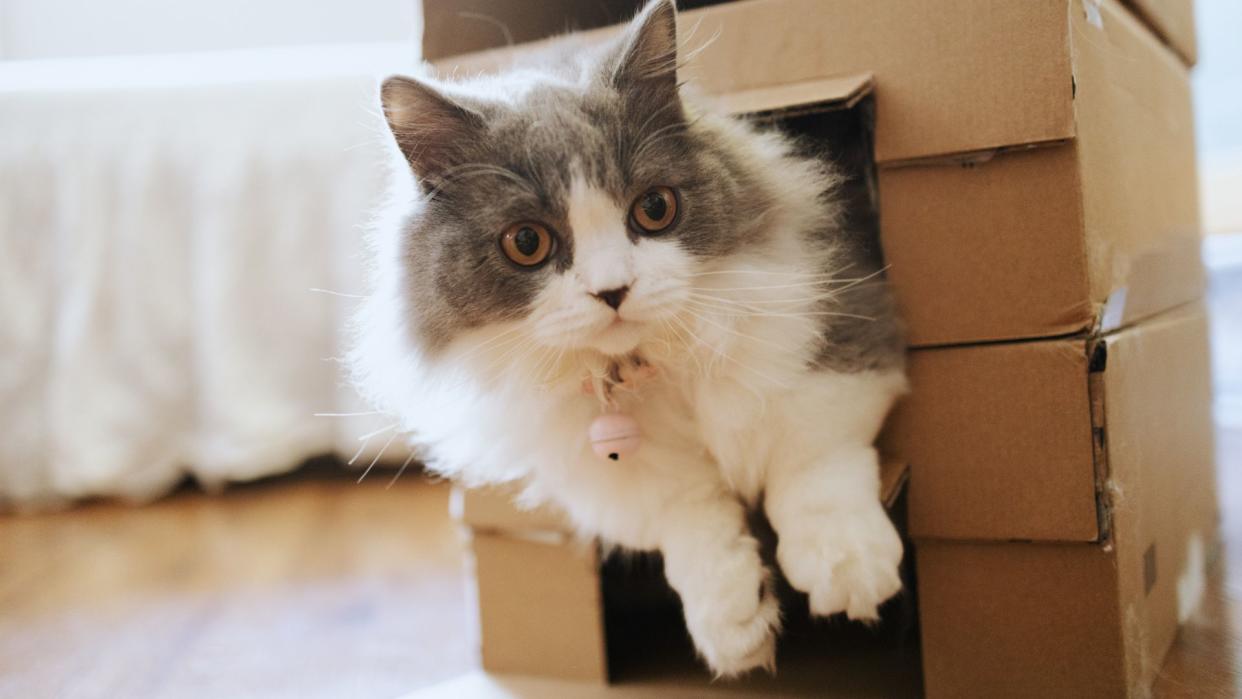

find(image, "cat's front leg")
[652,492,781,677]
[765,444,903,620]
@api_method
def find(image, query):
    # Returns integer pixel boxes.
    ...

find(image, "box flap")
[713,73,873,118]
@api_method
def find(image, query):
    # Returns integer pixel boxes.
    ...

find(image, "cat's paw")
[684,578,781,678]
[776,505,903,620]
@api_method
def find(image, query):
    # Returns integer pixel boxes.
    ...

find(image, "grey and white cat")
[350,0,906,676]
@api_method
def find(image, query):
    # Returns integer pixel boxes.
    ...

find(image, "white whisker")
[673,313,791,392]
[684,269,859,279]
[357,423,397,442]
[663,315,705,377]
[386,451,419,490]
[681,308,796,353]
[357,431,399,484]
[347,437,371,467]
[309,287,368,299]
[694,280,865,293]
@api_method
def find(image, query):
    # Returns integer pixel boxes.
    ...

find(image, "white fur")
[351,91,907,677]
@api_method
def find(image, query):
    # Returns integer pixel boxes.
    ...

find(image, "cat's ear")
[609,0,680,105]
[381,75,485,184]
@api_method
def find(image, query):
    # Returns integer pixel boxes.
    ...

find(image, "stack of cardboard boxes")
[422,1,1217,696]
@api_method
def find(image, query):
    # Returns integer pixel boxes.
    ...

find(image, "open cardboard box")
[435,459,917,698]
[411,0,1214,696]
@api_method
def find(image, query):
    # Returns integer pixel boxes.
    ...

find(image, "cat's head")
[378,0,792,361]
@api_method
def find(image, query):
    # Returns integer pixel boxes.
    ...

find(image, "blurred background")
[0,0,423,506]
[0,0,1238,696]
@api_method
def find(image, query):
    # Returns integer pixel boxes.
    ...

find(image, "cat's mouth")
[592,316,645,355]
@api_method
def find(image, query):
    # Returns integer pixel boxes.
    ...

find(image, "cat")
[349,0,907,677]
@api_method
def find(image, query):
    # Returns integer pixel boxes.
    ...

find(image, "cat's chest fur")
[620,363,783,504]
[496,335,890,512]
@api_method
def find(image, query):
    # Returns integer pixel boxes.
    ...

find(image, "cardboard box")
[887,303,1216,545]
[423,0,1198,68]
[888,302,1218,697]
[415,1,1214,696]
[426,0,1204,348]
[451,460,914,694]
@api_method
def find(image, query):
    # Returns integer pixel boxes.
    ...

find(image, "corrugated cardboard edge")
[711,73,873,119]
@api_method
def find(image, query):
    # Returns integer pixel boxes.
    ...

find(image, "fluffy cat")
[350,0,907,676]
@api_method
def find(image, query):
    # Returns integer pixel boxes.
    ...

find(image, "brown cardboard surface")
[423,0,1197,69]
[886,333,1100,542]
[1123,0,1197,64]
[1073,0,1205,333]
[429,0,1075,163]
[880,135,1203,346]
[917,542,1127,699]
[470,533,608,681]
[881,0,1202,346]
[890,302,1212,543]
[879,144,1094,346]
[914,304,1216,698]
[1101,303,1217,691]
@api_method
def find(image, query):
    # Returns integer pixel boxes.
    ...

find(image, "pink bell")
[589,413,642,461]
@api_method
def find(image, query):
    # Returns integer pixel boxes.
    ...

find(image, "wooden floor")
[2,430,1239,698]
[0,468,473,699]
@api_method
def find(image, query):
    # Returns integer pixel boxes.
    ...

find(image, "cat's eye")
[630,187,678,235]
[500,222,554,267]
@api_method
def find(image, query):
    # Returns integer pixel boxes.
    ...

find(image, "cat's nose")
[592,286,630,311]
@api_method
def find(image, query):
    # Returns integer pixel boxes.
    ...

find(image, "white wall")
[1195,0,1242,234]
[0,0,419,59]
